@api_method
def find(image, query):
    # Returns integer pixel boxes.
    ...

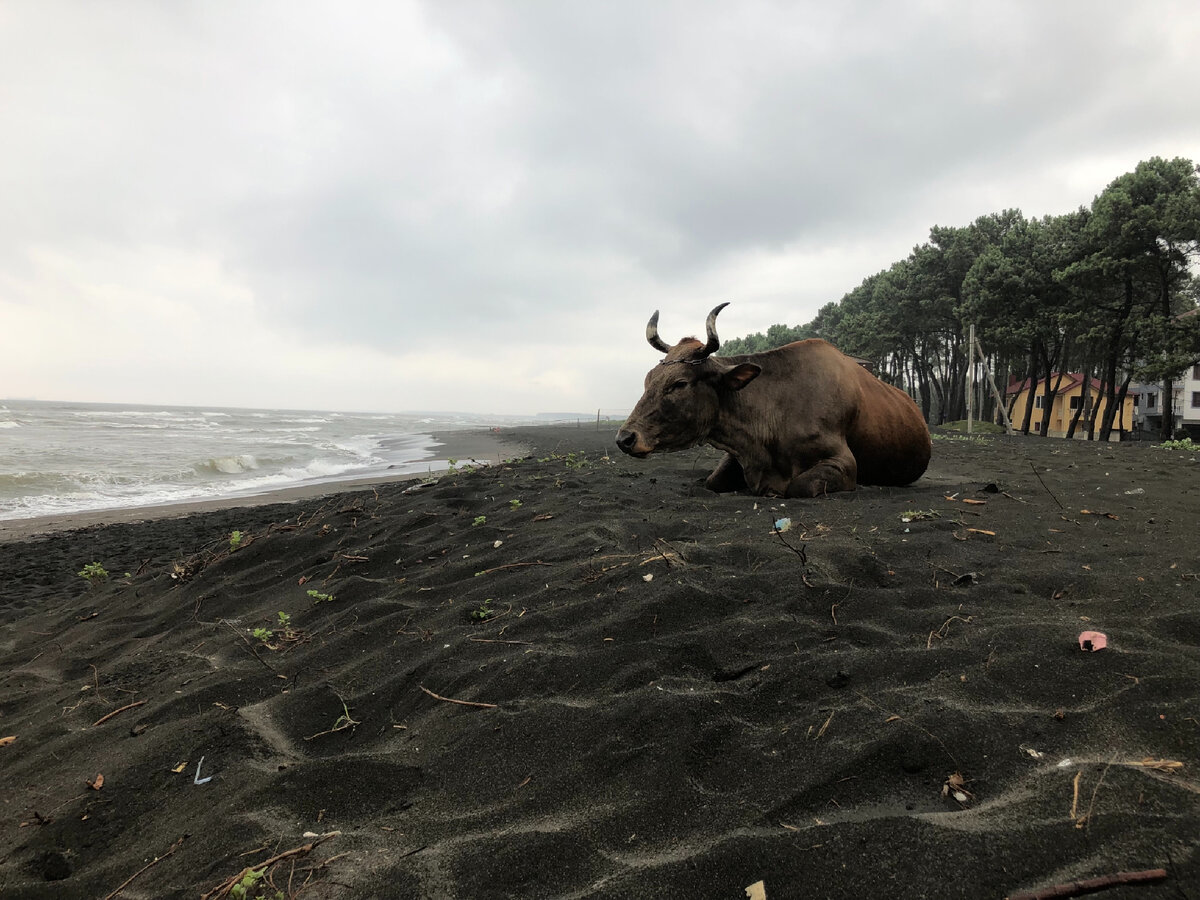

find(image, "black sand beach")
[1,424,1198,899]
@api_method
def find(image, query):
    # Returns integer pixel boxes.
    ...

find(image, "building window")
[1147,393,1157,409]
[1133,394,1140,408]
[1033,420,1041,432]
[1070,396,1080,410]
[1034,395,1044,410]
[1193,391,1200,408]
[1193,364,1200,380]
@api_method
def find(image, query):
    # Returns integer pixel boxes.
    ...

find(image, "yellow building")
[1006,373,1135,439]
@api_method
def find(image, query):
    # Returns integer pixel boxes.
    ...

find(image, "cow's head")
[616,303,761,457]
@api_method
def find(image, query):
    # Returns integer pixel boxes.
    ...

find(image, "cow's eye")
[666,379,689,394]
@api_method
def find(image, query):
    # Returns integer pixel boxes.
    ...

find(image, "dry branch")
[92,700,146,727]
[1006,867,1167,900]
[475,560,552,576]
[419,685,497,709]
[771,524,814,587]
[103,835,185,899]
[200,832,340,900]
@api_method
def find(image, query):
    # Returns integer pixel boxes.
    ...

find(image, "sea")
[0,400,541,521]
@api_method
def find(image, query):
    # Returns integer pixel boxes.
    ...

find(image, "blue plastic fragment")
[194,756,213,785]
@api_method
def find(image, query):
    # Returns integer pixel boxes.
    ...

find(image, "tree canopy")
[716,157,1200,439]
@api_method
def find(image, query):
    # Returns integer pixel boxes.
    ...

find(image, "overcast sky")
[2,2,1198,415]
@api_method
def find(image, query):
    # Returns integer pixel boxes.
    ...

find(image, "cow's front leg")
[705,453,748,493]
[786,453,858,497]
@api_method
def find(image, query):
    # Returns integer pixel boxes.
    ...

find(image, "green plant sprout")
[252,611,298,650]
[307,589,334,603]
[229,866,282,900]
[78,562,109,585]
[276,611,298,640]
[538,450,590,469]
[305,692,361,739]
[1157,437,1197,451]
[229,530,244,551]
[472,515,487,526]
[509,498,522,509]
[471,598,495,620]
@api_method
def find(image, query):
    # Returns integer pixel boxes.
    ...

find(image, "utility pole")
[967,324,975,435]
[971,330,1013,435]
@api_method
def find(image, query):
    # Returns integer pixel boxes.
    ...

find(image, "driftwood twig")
[1006,867,1167,900]
[200,832,341,900]
[102,835,185,899]
[475,561,552,576]
[772,523,814,587]
[1029,460,1063,509]
[419,685,497,709]
[93,700,146,727]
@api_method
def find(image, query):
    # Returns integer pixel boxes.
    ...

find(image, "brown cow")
[615,303,931,497]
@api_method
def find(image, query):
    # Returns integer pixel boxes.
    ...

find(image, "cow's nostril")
[615,430,637,452]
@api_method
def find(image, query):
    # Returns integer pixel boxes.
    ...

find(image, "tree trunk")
[1160,377,1174,440]
[1066,365,1092,439]
[1040,369,1066,437]
[1098,273,1136,441]
[1019,345,1038,435]
[1116,374,1132,437]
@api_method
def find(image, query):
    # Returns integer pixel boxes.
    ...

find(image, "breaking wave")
[197,455,261,475]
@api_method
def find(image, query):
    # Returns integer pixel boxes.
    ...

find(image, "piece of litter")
[642,573,654,582]
[1057,758,1074,768]
[303,831,320,838]
[774,517,791,533]
[1078,631,1107,651]
[1025,748,1043,758]
[493,540,503,548]
[746,881,767,900]
[171,762,188,774]
[1124,488,1145,495]
[194,756,213,785]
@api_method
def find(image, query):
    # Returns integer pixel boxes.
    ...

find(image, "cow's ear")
[723,363,761,391]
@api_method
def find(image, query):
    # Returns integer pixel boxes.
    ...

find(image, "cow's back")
[769,340,929,486]
[842,361,931,486]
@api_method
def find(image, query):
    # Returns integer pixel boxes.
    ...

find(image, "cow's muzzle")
[615,428,652,457]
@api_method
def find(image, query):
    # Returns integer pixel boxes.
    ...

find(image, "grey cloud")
[3,1,1200,411]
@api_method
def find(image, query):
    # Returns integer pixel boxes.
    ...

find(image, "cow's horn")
[701,302,730,357]
[646,310,672,353]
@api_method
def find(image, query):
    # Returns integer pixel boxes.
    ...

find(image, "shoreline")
[0,427,533,542]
